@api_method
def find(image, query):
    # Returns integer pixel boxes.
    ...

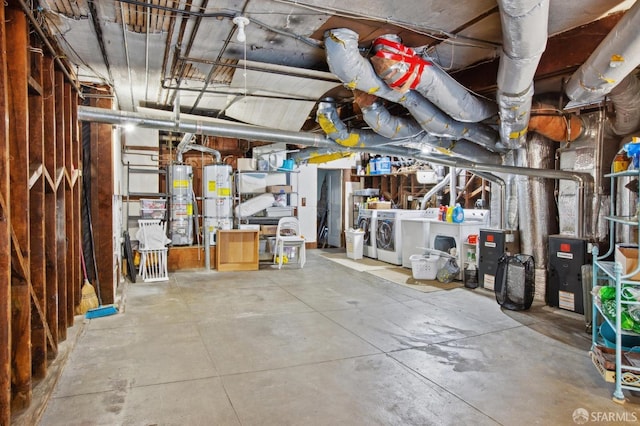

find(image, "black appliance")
[547,235,589,314]
[478,229,520,290]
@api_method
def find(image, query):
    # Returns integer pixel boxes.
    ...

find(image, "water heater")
[168,164,193,245]
[203,164,233,245]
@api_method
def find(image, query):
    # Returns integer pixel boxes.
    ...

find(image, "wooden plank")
[54,70,67,341]
[72,93,81,316]
[63,82,75,327]
[167,246,216,271]
[42,55,58,356]
[91,93,115,304]
[6,5,32,411]
[28,42,47,380]
[0,3,10,422]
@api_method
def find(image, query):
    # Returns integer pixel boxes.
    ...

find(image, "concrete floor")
[38,249,640,425]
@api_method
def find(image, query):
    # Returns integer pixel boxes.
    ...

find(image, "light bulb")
[237,27,246,43]
[232,16,250,43]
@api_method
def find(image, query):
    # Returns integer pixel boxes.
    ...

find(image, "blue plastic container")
[378,157,391,174]
[452,204,464,223]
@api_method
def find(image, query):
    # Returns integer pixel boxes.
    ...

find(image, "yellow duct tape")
[307,152,352,164]
[318,114,339,135]
[509,127,528,139]
[336,133,360,147]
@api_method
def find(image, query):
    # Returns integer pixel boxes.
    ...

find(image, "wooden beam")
[91,92,115,304]
[54,69,67,341]
[28,39,47,380]
[7,5,32,411]
[0,2,11,423]
[42,56,58,356]
[63,81,75,327]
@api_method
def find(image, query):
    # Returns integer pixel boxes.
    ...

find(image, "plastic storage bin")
[410,252,441,280]
[345,230,365,260]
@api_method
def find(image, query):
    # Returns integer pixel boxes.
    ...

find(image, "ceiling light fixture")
[232,16,250,43]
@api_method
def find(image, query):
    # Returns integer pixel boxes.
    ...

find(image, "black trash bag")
[437,257,460,283]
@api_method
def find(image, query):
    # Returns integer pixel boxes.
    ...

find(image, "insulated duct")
[348,95,502,164]
[528,103,584,142]
[369,34,497,122]
[608,73,640,136]
[515,135,557,274]
[496,0,550,148]
[565,0,640,105]
[354,92,503,164]
[324,28,505,153]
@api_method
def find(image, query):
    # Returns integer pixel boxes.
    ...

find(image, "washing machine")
[428,209,490,278]
[376,209,427,265]
[401,207,441,268]
[356,208,378,258]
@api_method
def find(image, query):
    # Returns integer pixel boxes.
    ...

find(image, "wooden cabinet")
[215,229,259,271]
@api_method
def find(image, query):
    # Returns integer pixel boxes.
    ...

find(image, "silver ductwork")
[323,28,505,153]
[565,0,640,105]
[496,0,550,148]
[515,135,557,293]
[370,34,497,122]
[353,99,502,164]
[316,101,403,148]
[608,73,640,136]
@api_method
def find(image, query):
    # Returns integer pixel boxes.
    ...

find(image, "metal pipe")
[181,144,222,163]
[449,167,457,208]
[420,173,450,210]
[472,171,506,229]
[78,105,594,218]
[16,0,82,95]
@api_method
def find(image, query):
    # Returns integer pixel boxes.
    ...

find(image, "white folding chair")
[273,217,306,269]
[137,219,170,282]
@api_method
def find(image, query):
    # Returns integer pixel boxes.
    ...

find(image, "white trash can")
[345,230,365,260]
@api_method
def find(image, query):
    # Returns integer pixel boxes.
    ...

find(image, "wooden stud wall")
[2,3,84,422]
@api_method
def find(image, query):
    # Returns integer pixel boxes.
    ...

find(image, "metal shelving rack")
[125,162,168,236]
[591,165,640,403]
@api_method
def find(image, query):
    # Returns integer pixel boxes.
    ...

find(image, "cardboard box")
[267,185,292,194]
[368,201,391,210]
[261,225,278,236]
[615,244,640,280]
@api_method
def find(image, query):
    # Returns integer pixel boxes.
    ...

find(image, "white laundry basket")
[410,252,442,280]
